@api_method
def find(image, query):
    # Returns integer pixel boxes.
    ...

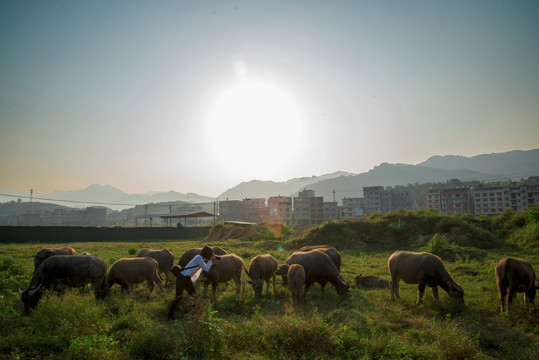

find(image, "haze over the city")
[1,1,538,198]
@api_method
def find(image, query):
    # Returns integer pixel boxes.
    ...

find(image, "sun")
[207,77,304,178]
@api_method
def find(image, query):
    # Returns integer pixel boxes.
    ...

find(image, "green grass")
[1,213,538,359]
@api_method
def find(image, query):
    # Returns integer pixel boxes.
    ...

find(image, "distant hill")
[0,185,216,211]
[1,149,537,210]
[217,171,352,200]
[217,149,539,203]
[306,163,497,203]
[418,149,539,178]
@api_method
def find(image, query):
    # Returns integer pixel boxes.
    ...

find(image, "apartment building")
[293,189,324,227]
[427,187,471,215]
[426,184,538,216]
[363,186,384,215]
[340,197,364,219]
[267,196,293,224]
[364,186,414,215]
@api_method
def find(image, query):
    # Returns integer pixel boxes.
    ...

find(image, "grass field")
[1,215,538,359]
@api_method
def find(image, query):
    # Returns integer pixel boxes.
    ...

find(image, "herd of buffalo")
[18,244,538,317]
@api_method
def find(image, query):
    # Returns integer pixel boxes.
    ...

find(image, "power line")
[0,193,138,207]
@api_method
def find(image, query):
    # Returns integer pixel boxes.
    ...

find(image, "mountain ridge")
[1,149,538,210]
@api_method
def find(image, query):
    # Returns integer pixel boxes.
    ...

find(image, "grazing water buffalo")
[178,246,227,267]
[34,246,77,272]
[244,254,278,297]
[19,254,108,314]
[354,274,391,289]
[137,248,175,287]
[106,257,164,295]
[281,249,350,298]
[495,257,537,313]
[388,251,464,304]
[297,245,341,271]
[199,254,244,297]
[276,264,305,306]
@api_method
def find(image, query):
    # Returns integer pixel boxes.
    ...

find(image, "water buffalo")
[137,248,175,287]
[388,251,464,304]
[281,249,350,298]
[178,246,227,267]
[244,254,278,297]
[297,245,341,271]
[33,246,77,272]
[106,257,164,295]
[276,264,305,306]
[19,254,108,314]
[495,257,537,313]
[354,274,390,289]
[199,254,243,297]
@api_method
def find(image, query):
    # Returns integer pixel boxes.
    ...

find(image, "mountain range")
[1,149,538,212]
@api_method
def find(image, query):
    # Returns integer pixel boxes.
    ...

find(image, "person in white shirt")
[168,245,216,319]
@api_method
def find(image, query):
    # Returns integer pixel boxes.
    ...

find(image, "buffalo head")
[19,284,44,314]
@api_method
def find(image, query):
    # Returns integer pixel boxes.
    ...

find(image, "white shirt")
[180,254,213,277]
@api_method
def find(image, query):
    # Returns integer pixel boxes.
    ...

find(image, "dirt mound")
[205,225,257,242]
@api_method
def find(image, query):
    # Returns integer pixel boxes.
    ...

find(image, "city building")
[293,189,324,227]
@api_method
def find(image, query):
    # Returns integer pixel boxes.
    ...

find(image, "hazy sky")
[1,1,538,197]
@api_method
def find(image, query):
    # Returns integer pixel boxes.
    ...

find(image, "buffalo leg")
[417,283,426,304]
[507,288,517,313]
[153,274,164,292]
[431,286,439,301]
[303,281,312,298]
[390,279,400,300]
[499,286,507,312]
[147,278,155,293]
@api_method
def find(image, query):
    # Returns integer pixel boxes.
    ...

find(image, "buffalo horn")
[28,284,43,296]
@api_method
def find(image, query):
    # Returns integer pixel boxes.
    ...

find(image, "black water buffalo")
[137,248,175,287]
[388,251,464,304]
[297,245,341,271]
[178,247,227,267]
[199,254,244,297]
[354,274,391,289]
[33,246,77,272]
[495,257,537,313]
[106,257,164,295]
[275,263,305,306]
[20,254,108,314]
[279,249,350,298]
[244,254,278,297]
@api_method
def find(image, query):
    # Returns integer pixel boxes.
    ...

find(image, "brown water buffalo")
[244,254,278,297]
[388,251,464,304]
[281,249,349,298]
[106,257,164,295]
[297,245,341,271]
[137,248,175,287]
[33,246,77,272]
[19,254,108,314]
[199,254,243,297]
[495,257,537,313]
[354,274,390,289]
[276,264,306,306]
[178,246,227,267]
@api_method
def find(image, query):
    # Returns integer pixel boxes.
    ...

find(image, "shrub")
[67,334,119,360]
[128,247,137,255]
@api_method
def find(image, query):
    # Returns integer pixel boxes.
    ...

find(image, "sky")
[1,0,538,198]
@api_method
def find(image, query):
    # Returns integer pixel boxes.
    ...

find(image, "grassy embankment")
[0,209,538,359]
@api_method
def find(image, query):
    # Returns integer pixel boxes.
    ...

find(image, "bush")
[128,247,138,255]
[67,334,119,360]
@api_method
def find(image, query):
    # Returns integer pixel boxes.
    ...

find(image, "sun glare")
[207,77,304,178]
